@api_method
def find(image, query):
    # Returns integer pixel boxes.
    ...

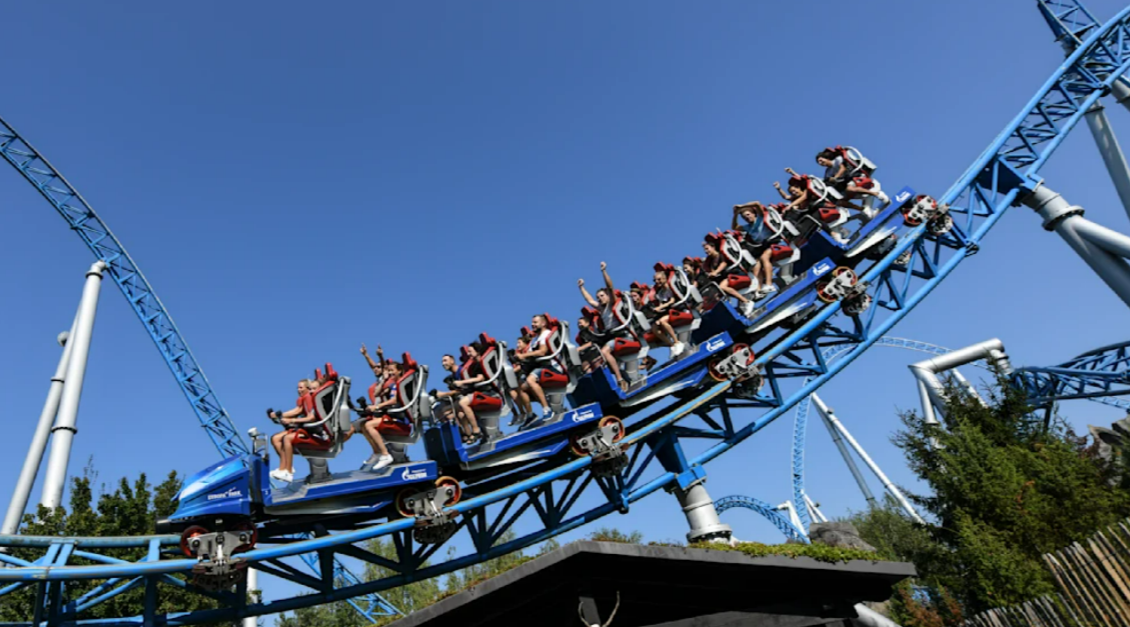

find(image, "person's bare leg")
[271,432,286,461]
[525,374,550,410]
[759,249,774,287]
[657,317,677,346]
[363,422,389,456]
[601,345,627,390]
[459,397,480,435]
[719,283,749,303]
[281,434,295,473]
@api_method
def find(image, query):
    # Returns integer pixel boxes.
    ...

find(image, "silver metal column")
[1084,102,1130,221]
[243,568,259,627]
[908,338,1010,422]
[1022,184,1130,309]
[2,322,77,534]
[675,480,732,544]
[812,394,925,524]
[41,261,106,510]
[816,398,877,509]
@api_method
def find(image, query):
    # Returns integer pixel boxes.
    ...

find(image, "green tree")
[0,465,228,624]
[873,379,1130,615]
[586,527,643,543]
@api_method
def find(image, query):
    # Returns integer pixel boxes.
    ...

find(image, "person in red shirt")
[358,360,407,472]
[268,380,310,482]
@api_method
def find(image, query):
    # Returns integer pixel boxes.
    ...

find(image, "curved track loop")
[7,6,1130,625]
[1011,341,1130,408]
[714,495,807,543]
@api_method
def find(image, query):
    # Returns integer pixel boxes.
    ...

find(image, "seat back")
[383,352,430,444]
[657,262,703,309]
[836,145,876,177]
[295,365,352,459]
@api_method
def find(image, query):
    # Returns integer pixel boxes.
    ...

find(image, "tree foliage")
[851,378,1130,620]
[0,463,228,624]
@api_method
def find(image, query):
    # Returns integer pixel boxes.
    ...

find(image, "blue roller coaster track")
[6,1,1130,625]
[0,120,401,620]
[713,495,807,544]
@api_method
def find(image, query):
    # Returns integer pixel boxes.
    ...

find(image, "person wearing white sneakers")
[702,239,757,318]
[732,201,779,301]
[648,270,686,357]
[359,360,406,473]
[268,379,315,482]
[816,148,890,219]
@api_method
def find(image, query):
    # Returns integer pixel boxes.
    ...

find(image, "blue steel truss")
[0,120,401,619]
[713,495,807,544]
[1039,0,1100,45]
[1011,341,1130,407]
[0,117,246,460]
[7,2,1130,625]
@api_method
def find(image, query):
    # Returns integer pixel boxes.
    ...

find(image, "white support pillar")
[1085,102,1130,222]
[40,261,106,510]
[811,395,925,524]
[243,568,259,627]
[1022,184,1130,309]
[2,323,77,535]
[802,494,827,524]
[674,481,732,544]
[908,339,1010,422]
[817,403,878,509]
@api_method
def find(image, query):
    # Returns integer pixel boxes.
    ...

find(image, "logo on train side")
[895,190,910,203]
[705,337,726,352]
[207,487,242,501]
[812,261,833,276]
[401,467,429,481]
[572,409,596,422]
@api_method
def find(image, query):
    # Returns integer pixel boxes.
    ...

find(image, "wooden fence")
[960,522,1130,626]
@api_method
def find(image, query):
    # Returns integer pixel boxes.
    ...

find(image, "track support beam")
[41,261,106,510]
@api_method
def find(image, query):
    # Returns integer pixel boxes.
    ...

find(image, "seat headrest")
[401,352,418,372]
[314,367,323,380]
[323,363,338,381]
[789,174,808,188]
[630,281,650,293]
[478,332,498,348]
[682,256,701,268]
[654,261,675,273]
[704,232,723,247]
[520,325,533,339]
[459,345,470,362]
[543,313,560,329]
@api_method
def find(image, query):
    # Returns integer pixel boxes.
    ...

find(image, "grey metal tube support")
[1022,184,1130,309]
[816,400,877,508]
[854,603,903,627]
[811,395,925,524]
[908,338,1010,422]
[244,568,258,627]
[2,323,77,535]
[675,480,732,544]
[40,261,106,511]
[948,368,986,407]
[1084,102,1130,222]
[802,494,826,525]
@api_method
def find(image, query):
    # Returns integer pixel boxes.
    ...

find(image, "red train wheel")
[230,521,258,555]
[816,280,836,303]
[570,433,588,457]
[707,356,727,381]
[180,525,209,558]
[599,416,625,443]
[396,488,417,518]
[435,476,462,507]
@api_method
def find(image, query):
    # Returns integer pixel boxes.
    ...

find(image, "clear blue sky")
[3,0,1130,612]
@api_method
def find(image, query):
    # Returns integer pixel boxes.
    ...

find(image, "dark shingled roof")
[389,541,915,627]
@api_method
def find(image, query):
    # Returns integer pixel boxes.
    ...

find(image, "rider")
[454,342,486,444]
[703,238,756,317]
[578,262,630,391]
[648,269,687,357]
[513,314,562,426]
[732,201,777,299]
[358,360,404,472]
[575,314,606,373]
[268,379,312,482]
[816,148,889,217]
[508,335,536,425]
[629,282,678,354]
[431,353,464,424]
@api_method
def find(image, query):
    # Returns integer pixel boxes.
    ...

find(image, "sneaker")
[370,454,394,472]
[359,454,380,470]
[671,342,686,357]
[269,469,287,481]
[740,301,756,317]
[280,470,295,482]
[758,284,778,299]
[521,414,541,430]
[542,408,554,420]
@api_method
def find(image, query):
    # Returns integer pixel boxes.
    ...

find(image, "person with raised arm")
[578,261,629,392]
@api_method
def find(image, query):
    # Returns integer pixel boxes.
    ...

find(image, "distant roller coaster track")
[5,2,1130,625]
